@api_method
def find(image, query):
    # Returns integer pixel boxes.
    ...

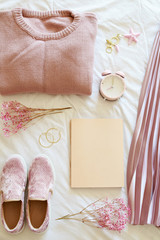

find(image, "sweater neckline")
[13,8,81,41]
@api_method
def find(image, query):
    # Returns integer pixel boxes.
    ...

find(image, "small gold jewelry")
[39,132,54,148]
[106,34,122,54]
[38,128,61,148]
[106,29,140,54]
[46,128,61,144]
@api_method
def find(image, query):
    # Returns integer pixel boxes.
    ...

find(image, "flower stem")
[56,212,80,220]
[28,106,72,112]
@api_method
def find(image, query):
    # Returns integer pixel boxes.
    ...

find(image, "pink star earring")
[106,28,140,54]
[124,28,140,45]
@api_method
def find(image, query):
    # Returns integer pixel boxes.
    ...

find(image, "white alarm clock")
[100,70,126,101]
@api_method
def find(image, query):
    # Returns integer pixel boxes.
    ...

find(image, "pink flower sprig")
[1,101,71,137]
[56,198,131,232]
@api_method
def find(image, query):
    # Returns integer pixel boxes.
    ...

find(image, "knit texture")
[0,8,97,95]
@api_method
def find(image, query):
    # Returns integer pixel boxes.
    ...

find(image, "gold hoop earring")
[38,132,54,148]
[46,128,61,144]
[38,128,61,148]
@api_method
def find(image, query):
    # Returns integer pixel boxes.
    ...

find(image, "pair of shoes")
[0,154,54,234]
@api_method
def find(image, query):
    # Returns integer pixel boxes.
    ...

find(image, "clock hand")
[106,86,114,91]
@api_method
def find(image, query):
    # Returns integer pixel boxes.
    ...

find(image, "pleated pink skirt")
[127,31,160,225]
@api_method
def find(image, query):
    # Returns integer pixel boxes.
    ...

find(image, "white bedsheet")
[0,0,160,239]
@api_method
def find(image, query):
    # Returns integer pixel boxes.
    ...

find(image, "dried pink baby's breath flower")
[1,101,71,137]
[56,198,131,232]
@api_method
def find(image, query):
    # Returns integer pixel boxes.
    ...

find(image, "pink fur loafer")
[26,155,54,233]
[0,155,27,233]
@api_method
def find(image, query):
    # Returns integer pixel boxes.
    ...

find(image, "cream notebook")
[70,119,124,188]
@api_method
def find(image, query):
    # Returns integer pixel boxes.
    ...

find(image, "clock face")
[100,74,125,100]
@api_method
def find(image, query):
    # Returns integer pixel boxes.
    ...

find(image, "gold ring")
[46,128,61,144]
[38,132,54,148]
[106,46,112,54]
[111,36,119,45]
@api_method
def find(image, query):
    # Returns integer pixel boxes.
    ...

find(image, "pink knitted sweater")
[0,8,97,95]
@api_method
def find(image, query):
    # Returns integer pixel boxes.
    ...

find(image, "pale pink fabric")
[0,155,27,233]
[26,155,54,233]
[127,31,160,225]
[0,8,97,95]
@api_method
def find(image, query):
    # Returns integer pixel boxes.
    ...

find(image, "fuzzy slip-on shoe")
[0,155,27,234]
[26,155,54,233]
